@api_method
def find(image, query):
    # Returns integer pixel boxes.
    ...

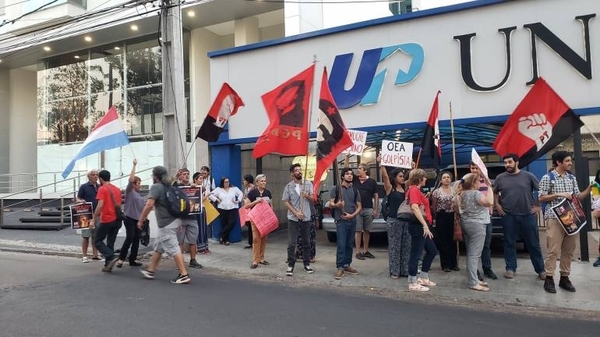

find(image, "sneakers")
[140,268,155,280]
[417,278,436,287]
[558,276,576,292]
[304,265,314,274]
[286,266,294,276]
[199,249,211,255]
[344,266,359,275]
[91,256,102,261]
[101,256,119,272]
[593,257,600,267]
[171,274,191,284]
[408,282,429,292]
[334,268,344,280]
[363,251,375,259]
[82,257,90,263]
[355,252,366,260]
[129,261,143,267]
[538,271,547,280]
[504,270,515,279]
[483,269,498,280]
[543,276,556,293]
[189,259,203,269]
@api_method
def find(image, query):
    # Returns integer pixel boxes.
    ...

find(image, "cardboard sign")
[470,148,489,179]
[343,130,367,155]
[238,207,250,226]
[381,140,413,169]
[292,155,327,182]
[552,194,587,236]
[179,186,202,215]
[203,199,220,225]
[248,201,279,237]
[70,202,93,230]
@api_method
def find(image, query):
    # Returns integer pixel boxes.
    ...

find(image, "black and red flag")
[421,91,441,168]
[253,65,315,158]
[196,83,244,142]
[313,67,353,198]
[493,77,584,168]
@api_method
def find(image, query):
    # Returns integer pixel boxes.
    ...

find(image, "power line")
[244,0,403,3]
[0,0,62,28]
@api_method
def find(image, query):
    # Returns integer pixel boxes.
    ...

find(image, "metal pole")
[161,0,186,174]
[39,188,43,211]
[1,199,4,226]
[573,129,590,261]
[60,197,64,226]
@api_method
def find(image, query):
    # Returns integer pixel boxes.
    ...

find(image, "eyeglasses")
[224,181,230,183]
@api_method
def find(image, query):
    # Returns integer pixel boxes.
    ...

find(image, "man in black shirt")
[354,163,379,260]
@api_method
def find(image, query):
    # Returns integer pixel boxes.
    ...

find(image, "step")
[19,217,68,223]
[39,210,70,217]
[1,222,67,230]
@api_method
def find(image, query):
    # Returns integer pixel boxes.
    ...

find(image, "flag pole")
[415,148,423,169]
[301,57,318,211]
[183,137,198,169]
[449,102,458,179]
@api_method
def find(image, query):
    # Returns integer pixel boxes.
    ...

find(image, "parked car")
[321,183,386,243]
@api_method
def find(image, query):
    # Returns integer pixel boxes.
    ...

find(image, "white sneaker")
[408,282,429,292]
[286,266,294,277]
[82,257,90,263]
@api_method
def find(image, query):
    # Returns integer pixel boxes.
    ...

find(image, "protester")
[403,168,438,292]
[193,172,210,254]
[592,169,600,267]
[539,151,592,293]
[379,159,408,278]
[330,168,362,280]
[174,168,203,269]
[92,170,123,273]
[210,177,244,245]
[469,162,498,280]
[197,166,216,250]
[242,174,255,249]
[493,154,545,280]
[76,169,101,263]
[353,162,379,260]
[138,166,191,284]
[456,173,495,291]
[282,163,315,276]
[244,174,272,269]
[431,171,458,272]
[116,159,144,268]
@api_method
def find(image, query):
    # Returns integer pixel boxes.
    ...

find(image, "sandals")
[408,283,429,292]
[259,261,270,266]
[470,284,490,292]
[479,281,489,287]
[390,274,399,279]
[417,278,437,287]
[116,260,124,268]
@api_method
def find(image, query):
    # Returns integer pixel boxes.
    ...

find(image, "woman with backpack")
[378,156,409,279]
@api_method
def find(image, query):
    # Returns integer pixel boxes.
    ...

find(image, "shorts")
[154,218,182,257]
[356,208,374,232]
[177,218,199,245]
[81,227,97,239]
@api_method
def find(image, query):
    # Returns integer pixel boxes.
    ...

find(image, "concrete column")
[9,69,37,192]
[234,17,259,47]
[0,69,9,193]
[189,27,220,170]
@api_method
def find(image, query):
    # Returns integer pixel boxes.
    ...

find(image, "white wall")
[212,0,600,140]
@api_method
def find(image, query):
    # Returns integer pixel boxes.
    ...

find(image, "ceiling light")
[188,11,195,17]
[131,24,138,31]
[114,46,120,50]
[43,46,51,52]
[74,55,80,59]
[84,36,92,42]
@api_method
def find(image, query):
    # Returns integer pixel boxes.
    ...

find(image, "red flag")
[253,65,315,158]
[196,83,244,142]
[420,91,441,168]
[493,77,583,167]
[313,67,353,198]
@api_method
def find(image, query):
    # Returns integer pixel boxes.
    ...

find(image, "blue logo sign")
[329,43,424,109]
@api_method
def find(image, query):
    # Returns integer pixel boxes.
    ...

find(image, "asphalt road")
[0,252,597,337]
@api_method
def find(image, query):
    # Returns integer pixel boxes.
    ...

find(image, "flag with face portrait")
[196,83,244,142]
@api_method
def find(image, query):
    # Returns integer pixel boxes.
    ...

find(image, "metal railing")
[0,167,154,226]
[0,170,88,194]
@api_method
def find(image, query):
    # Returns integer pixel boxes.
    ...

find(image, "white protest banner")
[343,130,368,155]
[381,140,413,169]
[471,148,488,179]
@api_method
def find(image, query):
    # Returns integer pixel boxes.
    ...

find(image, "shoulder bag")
[108,188,124,222]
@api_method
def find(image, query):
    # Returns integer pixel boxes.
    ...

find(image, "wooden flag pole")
[415,148,423,169]
[449,102,458,179]
[300,57,318,211]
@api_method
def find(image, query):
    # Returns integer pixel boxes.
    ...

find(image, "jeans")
[462,220,486,287]
[119,216,141,262]
[287,219,311,267]
[481,222,493,271]
[335,219,356,269]
[196,213,209,251]
[218,208,237,242]
[501,213,544,274]
[408,223,438,282]
[94,220,122,265]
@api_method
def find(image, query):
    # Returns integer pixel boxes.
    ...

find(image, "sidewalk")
[1,224,599,315]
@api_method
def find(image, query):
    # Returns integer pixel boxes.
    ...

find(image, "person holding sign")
[493,154,545,282]
[539,151,593,293]
[244,174,273,269]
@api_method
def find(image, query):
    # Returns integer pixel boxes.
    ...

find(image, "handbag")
[140,219,150,246]
[453,212,463,242]
[396,187,425,221]
[108,189,124,222]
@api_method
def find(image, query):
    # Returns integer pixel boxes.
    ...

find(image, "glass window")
[126,85,162,137]
[126,41,162,88]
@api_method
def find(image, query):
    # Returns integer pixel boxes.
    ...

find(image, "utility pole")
[161,0,186,175]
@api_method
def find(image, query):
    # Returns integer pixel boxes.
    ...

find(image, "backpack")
[163,182,191,218]
[541,171,576,214]
[381,196,389,220]
[331,185,359,219]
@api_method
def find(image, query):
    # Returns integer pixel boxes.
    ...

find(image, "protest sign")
[70,202,93,230]
[292,155,327,182]
[178,186,202,215]
[343,130,367,156]
[552,194,587,236]
[471,148,489,179]
[248,201,279,237]
[203,199,219,225]
[381,140,413,169]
